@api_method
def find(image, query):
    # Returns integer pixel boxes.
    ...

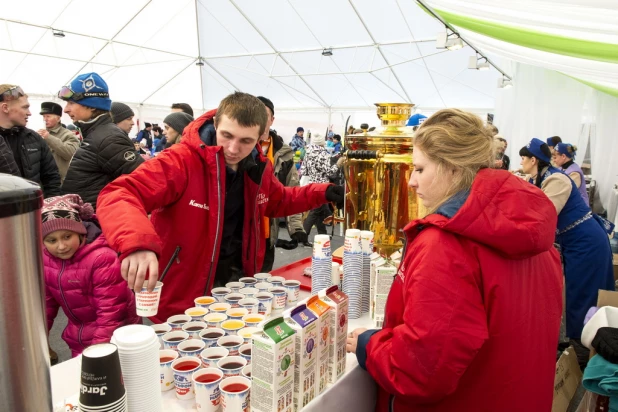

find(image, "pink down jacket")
[44,224,139,357]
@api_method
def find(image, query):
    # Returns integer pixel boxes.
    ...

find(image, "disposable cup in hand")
[135,281,163,317]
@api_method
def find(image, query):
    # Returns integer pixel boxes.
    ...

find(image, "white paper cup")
[225,282,244,292]
[167,314,191,331]
[194,296,217,308]
[221,320,245,336]
[182,321,208,339]
[172,356,201,400]
[178,339,206,358]
[239,344,251,365]
[256,292,273,316]
[226,308,248,320]
[239,287,258,298]
[267,276,285,287]
[224,293,244,308]
[255,282,272,292]
[253,273,270,282]
[203,313,228,328]
[199,328,226,349]
[209,302,232,314]
[185,307,209,321]
[283,280,301,304]
[331,262,341,287]
[268,287,287,310]
[193,368,223,412]
[159,349,178,392]
[313,234,331,259]
[151,323,172,349]
[217,356,247,378]
[344,229,362,252]
[135,281,163,317]
[238,298,259,314]
[200,347,229,369]
[162,331,189,351]
[238,327,259,344]
[220,376,251,411]
[241,364,251,379]
[360,230,374,254]
[241,313,265,328]
[216,335,244,356]
[212,287,232,302]
[239,277,258,286]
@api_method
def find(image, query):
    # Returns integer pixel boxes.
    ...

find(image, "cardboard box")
[319,286,349,385]
[373,265,397,327]
[306,295,332,395]
[252,317,296,412]
[285,305,319,411]
[552,346,582,412]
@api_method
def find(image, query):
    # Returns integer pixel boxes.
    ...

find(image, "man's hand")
[325,185,344,210]
[346,327,368,353]
[121,250,159,292]
[38,129,49,139]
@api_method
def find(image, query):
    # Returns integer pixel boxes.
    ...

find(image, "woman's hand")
[346,327,368,353]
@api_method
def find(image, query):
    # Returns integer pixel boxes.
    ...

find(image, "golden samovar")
[343,103,426,256]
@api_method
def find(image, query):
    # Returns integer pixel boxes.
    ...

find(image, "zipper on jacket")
[389,394,395,412]
[21,144,32,170]
[57,260,85,348]
[205,157,222,294]
[253,179,263,274]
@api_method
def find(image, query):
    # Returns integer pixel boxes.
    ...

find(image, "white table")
[51,313,377,411]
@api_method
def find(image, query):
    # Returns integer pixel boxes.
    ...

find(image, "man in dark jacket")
[136,123,152,149]
[59,72,144,210]
[0,84,61,197]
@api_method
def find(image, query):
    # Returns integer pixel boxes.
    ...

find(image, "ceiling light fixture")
[468,54,490,71]
[52,29,65,38]
[196,57,205,66]
[436,31,464,50]
[322,48,333,57]
[497,75,513,89]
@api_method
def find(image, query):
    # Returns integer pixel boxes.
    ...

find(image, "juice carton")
[306,295,332,394]
[251,317,296,412]
[373,264,397,327]
[369,253,385,320]
[285,304,319,411]
[319,285,349,385]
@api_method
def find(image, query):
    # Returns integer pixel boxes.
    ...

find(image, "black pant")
[303,204,331,236]
[261,239,275,273]
[213,255,244,287]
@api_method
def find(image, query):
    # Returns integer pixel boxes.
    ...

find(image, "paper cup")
[256,292,274,316]
[224,293,244,308]
[151,323,171,349]
[253,273,270,282]
[268,287,287,310]
[193,368,223,412]
[239,287,258,298]
[331,262,341,287]
[217,356,247,378]
[238,327,259,344]
[162,331,189,351]
[220,376,251,412]
[199,328,225,349]
[239,277,258,286]
[283,280,301,304]
[241,364,251,379]
[185,307,209,321]
[200,347,229,369]
[178,339,206,358]
[159,349,179,392]
[255,282,273,292]
[209,303,232,314]
[344,229,362,253]
[203,313,228,328]
[212,287,232,302]
[182,321,208,339]
[360,230,374,253]
[226,308,248,320]
[313,235,332,259]
[172,356,201,400]
[239,344,251,365]
[225,282,244,292]
[135,281,163,317]
[79,344,125,408]
[241,313,265,328]
[238,298,259,314]
[167,314,191,331]
[216,335,244,356]
[221,319,245,336]
[194,296,216,308]
[267,276,285,287]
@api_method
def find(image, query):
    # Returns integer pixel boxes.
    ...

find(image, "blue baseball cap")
[525,138,551,163]
[406,113,427,127]
[555,143,575,158]
[58,72,111,111]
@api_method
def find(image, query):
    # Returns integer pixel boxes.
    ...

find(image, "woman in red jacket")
[347,109,563,411]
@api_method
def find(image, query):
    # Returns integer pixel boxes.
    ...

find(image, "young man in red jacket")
[97,92,343,322]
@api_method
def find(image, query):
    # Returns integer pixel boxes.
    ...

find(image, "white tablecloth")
[51,315,377,412]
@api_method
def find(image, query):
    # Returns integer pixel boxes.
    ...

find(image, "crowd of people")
[1,69,614,410]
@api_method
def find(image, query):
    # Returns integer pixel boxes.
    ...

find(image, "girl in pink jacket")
[43,194,140,357]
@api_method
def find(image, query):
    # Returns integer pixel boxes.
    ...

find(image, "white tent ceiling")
[1,0,501,113]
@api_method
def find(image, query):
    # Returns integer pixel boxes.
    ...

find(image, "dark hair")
[153,126,162,134]
[171,103,194,117]
[90,109,109,120]
[548,136,562,147]
[519,145,552,188]
[257,96,274,116]
[215,92,268,137]
[333,134,341,142]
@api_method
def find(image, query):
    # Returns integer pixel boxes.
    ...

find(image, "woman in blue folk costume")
[519,138,614,345]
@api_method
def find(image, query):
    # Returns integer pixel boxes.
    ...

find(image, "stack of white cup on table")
[360,231,374,314]
[343,229,363,319]
[111,324,162,412]
[311,234,333,294]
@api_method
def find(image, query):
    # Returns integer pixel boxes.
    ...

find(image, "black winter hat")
[592,327,618,363]
[164,112,194,134]
[110,102,134,124]
[257,96,274,116]
[40,102,63,117]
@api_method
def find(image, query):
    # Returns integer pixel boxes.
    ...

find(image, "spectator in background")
[38,102,80,183]
[494,136,510,170]
[136,122,152,149]
[290,127,305,152]
[332,134,342,154]
[163,111,193,148]
[60,72,144,210]
[406,113,427,127]
[0,84,61,197]
[153,126,165,153]
[171,103,194,117]
[546,135,562,166]
[110,102,135,137]
[553,143,589,206]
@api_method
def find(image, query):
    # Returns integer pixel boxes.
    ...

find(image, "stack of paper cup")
[311,234,332,295]
[79,343,127,412]
[360,231,374,314]
[343,229,363,319]
[111,325,162,412]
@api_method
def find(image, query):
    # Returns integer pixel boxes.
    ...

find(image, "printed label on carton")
[320,286,349,386]
[287,305,318,411]
[307,295,333,394]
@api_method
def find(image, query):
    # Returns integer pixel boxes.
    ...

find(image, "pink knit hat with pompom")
[41,194,94,238]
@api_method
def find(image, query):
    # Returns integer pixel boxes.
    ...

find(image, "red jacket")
[357,169,563,412]
[44,223,139,357]
[97,110,331,323]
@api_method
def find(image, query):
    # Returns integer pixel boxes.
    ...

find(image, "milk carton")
[369,253,385,320]
[319,285,349,385]
[251,317,296,412]
[285,304,318,411]
[374,264,397,327]
[306,295,332,394]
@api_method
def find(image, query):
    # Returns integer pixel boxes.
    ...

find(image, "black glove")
[291,231,308,244]
[325,185,344,210]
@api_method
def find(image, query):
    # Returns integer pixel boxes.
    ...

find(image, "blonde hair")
[414,108,494,212]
